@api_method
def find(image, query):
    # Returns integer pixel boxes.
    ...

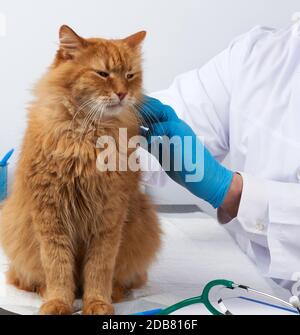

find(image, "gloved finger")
[143,96,179,121]
[147,121,174,141]
[138,96,179,127]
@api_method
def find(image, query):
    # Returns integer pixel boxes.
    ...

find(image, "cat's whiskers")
[132,102,155,128]
[80,99,103,131]
[95,98,110,125]
[71,95,129,145]
[94,104,105,131]
[79,104,98,143]
[69,99,95,131]
[132,99,166,136]
[66,98,96,141]
[128,97,151,125]
[78,99,107,145]
[98,106,106,124]
[134,97,162,125]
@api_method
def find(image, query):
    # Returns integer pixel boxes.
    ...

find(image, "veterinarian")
[140,16,300,287]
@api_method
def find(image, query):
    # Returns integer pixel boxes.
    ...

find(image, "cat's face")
[51,25,146,120]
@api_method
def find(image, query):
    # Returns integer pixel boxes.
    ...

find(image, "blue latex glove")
[140,96,234,208]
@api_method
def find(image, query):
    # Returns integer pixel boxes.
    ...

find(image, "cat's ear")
[123,31,146,49]
[59,25,86,59]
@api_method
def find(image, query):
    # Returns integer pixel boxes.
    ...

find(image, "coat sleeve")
[224,172,300,280]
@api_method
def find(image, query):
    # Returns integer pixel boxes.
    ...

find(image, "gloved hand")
[139,96,234,208]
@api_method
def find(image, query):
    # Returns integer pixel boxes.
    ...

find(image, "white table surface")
[0,210,291,315]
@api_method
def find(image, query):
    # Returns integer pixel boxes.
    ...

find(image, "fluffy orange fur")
[0,26,161,315]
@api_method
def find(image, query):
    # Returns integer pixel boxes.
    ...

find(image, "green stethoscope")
[158,279,234,315]
[134,279,300,315]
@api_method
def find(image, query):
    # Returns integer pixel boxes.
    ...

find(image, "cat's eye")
[97,71,109,78]
[127,73,134,80]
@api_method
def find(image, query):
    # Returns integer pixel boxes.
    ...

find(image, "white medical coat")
[143,21,300,281]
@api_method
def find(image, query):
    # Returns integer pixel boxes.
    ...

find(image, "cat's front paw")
[40,299,72,315]
[83,300,114,315]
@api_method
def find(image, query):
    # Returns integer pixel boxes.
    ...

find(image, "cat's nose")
[116,92,127,101]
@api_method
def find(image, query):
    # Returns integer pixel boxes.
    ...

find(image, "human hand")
[139,96,235,209]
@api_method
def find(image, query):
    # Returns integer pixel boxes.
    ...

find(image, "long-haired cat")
[0,25,161,315]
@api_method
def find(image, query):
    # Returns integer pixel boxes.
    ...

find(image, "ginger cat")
[0,25,161,315]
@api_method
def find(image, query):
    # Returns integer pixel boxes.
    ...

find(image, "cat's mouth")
[98,102,127,120]
[76,98,129,123]
[106,100,130,111]
[107,102,122,109]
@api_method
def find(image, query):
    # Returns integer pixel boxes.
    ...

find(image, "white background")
[0,0,299,208]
